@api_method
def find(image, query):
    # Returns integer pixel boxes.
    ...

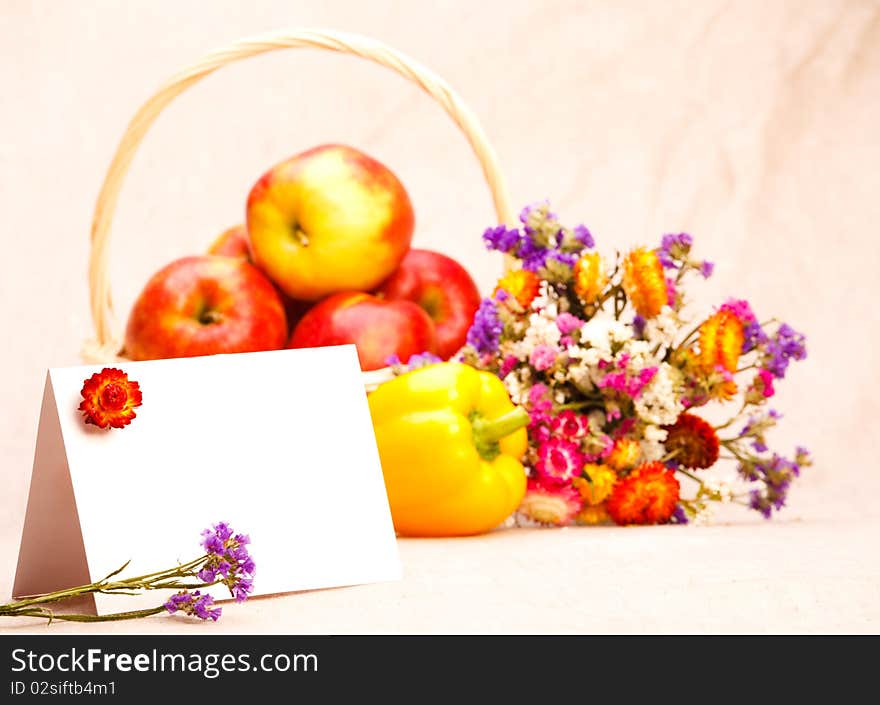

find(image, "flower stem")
[715,401,748,431]
[555,398,603,411]
[2,605,167,623]
[672,322,701,354]
[676,467,704,485]
[0,555,210,615]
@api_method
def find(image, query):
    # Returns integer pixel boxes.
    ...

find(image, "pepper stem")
[471,406,530,460]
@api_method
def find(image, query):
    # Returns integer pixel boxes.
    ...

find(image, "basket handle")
[84,28,512,362]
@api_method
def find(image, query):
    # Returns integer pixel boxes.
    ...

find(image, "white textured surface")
[2,513,878,634]
[1,0,879,633]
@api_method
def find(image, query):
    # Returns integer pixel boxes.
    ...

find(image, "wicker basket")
[81,28,513,387]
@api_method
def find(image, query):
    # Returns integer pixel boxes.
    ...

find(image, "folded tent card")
[13,345,402,615]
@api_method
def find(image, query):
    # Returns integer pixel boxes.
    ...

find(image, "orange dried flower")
[606,438,641,471]
[710,377,739,402]
[79,368,142,429]
[494,269,542,309]
[606,461,680,526]
[663,413,719,469]
[576,503,611,525]
[573,463,618,506]
[572,252,608,304]
[622,247,667,319]
[699,310,744,373]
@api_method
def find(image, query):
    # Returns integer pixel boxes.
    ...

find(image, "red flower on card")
[79,368,142,429]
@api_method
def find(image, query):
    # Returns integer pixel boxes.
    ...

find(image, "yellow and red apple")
[376,249,481,359]
[246,144,414,301]
[288,292,437,371]
[206,224,313,331]
[124,255,288,360]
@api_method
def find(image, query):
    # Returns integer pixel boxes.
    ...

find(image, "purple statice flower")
[518,236,549,272]
[658,232,693,269]
[466,298,503,354]
[164,590,222,621]
[661,232,693,250]
[669,504,689,525]
[387,351,443,372]
[556,312,583,335]
[519,199,557,229]
[201,522,232,556]
[744,452,805,518]
[573,224,594,249]
[482,224,521,253]
[231,578,254,603]
[763,323,807,379]
[529,344,558,371]
[197,523,256,604]
[742,320,769,353]
[547,250,578,268]
[795,446,812,467]
[164,592,191,612]
[632,314,647,338]
[192,592,221,620]
[700,260,715,278]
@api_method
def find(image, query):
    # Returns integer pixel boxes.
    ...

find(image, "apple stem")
[291,224,310,247]
[471,406,529,460]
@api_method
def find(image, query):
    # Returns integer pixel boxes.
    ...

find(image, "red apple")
[246,144,415,301]
[205,224,312,330]
[376,249,481,359]
[288,292,437,371]
[207,224,251,261]
[124,255,288,360]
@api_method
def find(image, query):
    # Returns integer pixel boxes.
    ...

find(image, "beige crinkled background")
[0,0,878,632]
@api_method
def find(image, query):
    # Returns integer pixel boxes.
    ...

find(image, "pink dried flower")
[720,298,757,324]
[550,410,591,440]
[528,383,550,407]
[529,345,558,371]
[556,312,583,335]
[585,434,615,462]
[597,366,657,399]
[499,355,518,378]
[518,478,582,526]
[535,438,584,485]
[745,368,776,404]
[757,368,775,397]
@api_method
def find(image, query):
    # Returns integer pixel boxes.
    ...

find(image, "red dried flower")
[606,462,680,526]
[79,367,142,429]
[663,413,720,469]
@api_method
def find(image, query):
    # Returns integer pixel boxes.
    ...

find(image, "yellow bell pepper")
[368,362,529,537]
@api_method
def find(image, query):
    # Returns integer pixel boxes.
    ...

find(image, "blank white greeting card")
[13,345,401,615]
